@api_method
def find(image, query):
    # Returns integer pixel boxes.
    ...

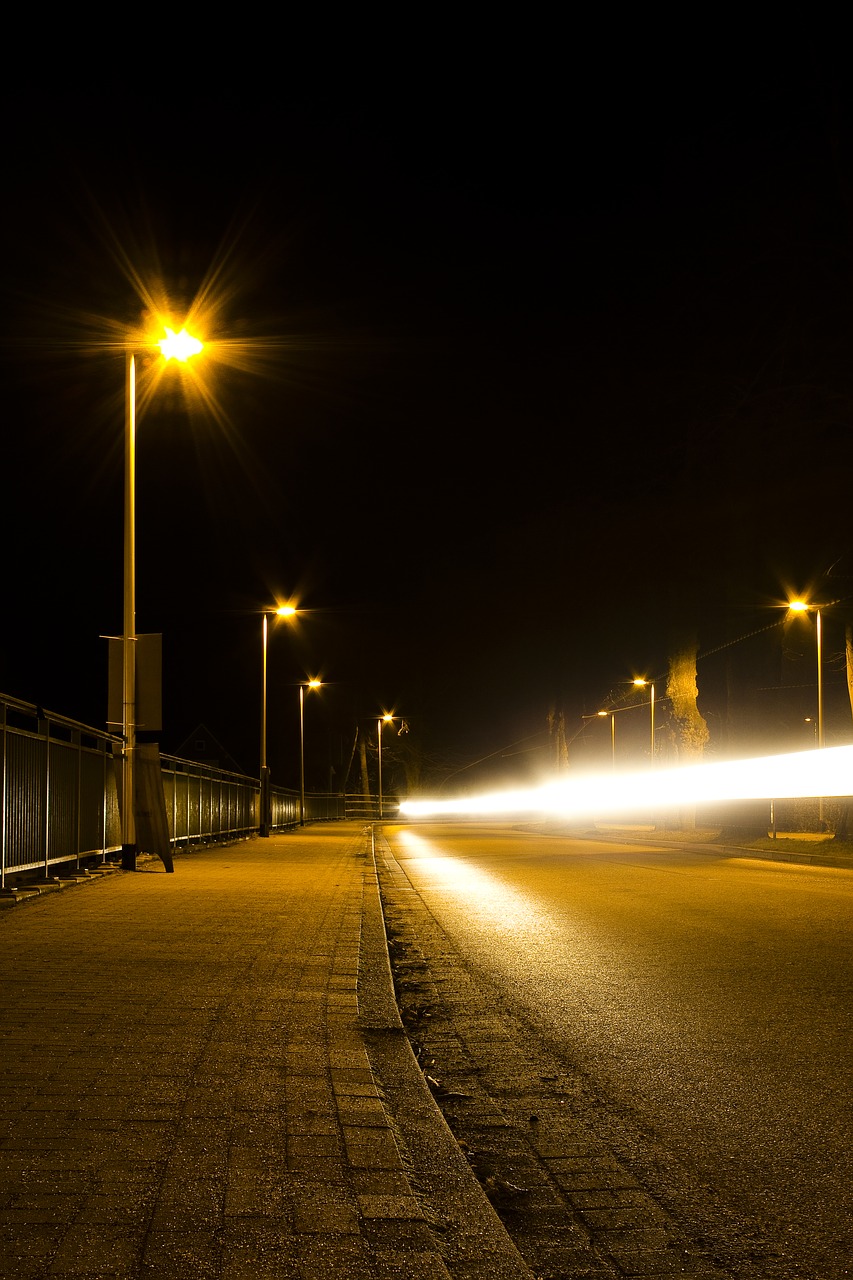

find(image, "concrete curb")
[529,823,853,871]
[361,826,535,1279]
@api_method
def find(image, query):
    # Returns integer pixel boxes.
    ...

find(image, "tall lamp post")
[299,679,322,826]
[789,601,824,750]
[633,678,655,762]
[377,712,394,819]
[789,600,826,824]
[600,709,616,766]
[121,328,202,871]
[260,603,297,837]
[582,710,617,766]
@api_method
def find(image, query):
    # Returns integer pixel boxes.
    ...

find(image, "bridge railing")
[1,692,355,887]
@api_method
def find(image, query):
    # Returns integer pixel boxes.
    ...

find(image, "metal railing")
[1,692,351,887]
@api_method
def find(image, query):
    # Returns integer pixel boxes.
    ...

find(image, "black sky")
[3,47,853,790]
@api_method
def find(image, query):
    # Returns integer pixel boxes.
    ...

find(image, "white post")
[121,352,137,870]
[260,613,270,836]
[299,684,306,826]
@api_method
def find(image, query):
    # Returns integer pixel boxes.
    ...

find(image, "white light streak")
[399,745,853,820]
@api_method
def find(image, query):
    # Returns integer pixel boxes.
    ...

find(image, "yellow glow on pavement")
[399,745,853,820]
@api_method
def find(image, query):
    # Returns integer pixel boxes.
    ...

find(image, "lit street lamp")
[121,329,202,871]
[582,710,616,766]
[789,601,824,750]
[601,709,616,766]
[633,678,656,762]
[260,603,297,837]
[789,599,827,825]
[299,679,322,826]
[377,712,394,819]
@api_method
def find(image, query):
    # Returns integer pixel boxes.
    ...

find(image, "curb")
[530,824,853,871]
[362,826,535,1279]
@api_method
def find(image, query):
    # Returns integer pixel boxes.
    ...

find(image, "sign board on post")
[107,634,162,732]
[107,634,172,871]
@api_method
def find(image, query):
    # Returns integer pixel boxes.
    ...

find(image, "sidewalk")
[0,824,532,1280]
[537,822,853,870]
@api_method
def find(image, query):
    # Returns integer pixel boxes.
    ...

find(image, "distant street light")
[377,712,395,819]
[582,710,616,766]
[633,678,656,762]
[789,599,826,825]
[601,710,616,766]
[121,328,203,871]
[299,679,322,827]
[260,603,297,837]
[788,601,824,750]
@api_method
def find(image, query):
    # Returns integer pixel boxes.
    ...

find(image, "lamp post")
[601,710,616,766]
[789,600,826,824]
[121,328,202,871]
[582,710,616,766]
[789,601,824,750]
[299,679,322,826]
[260,603,297,837]
[377,712,394,819]
[633,678,655,762]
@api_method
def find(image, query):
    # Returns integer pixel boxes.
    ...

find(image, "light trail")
[399,745,853,820]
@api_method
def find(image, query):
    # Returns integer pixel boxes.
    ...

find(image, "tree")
[666,637,710,831]
[548,708,570,771]
[667,638,710,761]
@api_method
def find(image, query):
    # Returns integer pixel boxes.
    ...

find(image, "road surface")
[378,823,853,1279]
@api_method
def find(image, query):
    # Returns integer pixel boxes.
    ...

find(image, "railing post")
[102,735,108,861]
[1,703,6,890]
[41,712,50,881]
[74,728,82,872]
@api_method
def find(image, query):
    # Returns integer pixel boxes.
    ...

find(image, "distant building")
[174,724,248,777]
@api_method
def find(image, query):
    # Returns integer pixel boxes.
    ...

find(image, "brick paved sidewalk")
[0,824,531,1280]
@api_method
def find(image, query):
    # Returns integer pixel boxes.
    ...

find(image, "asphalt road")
[380,823,853,1280]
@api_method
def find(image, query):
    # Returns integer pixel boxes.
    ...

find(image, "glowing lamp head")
[159,327,203,362]
[789,600,809,614]
[275,604,297,619]
[307,678,322,690]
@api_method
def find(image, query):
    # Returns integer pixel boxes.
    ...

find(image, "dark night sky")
[3,44,853,792]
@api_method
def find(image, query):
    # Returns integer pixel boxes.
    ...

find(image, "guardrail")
[1,693,353,887]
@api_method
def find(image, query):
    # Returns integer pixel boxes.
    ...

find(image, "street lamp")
[260,603,297,837]
[600,710,616,766]
[633,678,655,762]
[789,599,826,825]
[789,601,824,750]
[299,679,322,826]
[582,710,616,766]
[377,712,394,819]
[121,328,202,871]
